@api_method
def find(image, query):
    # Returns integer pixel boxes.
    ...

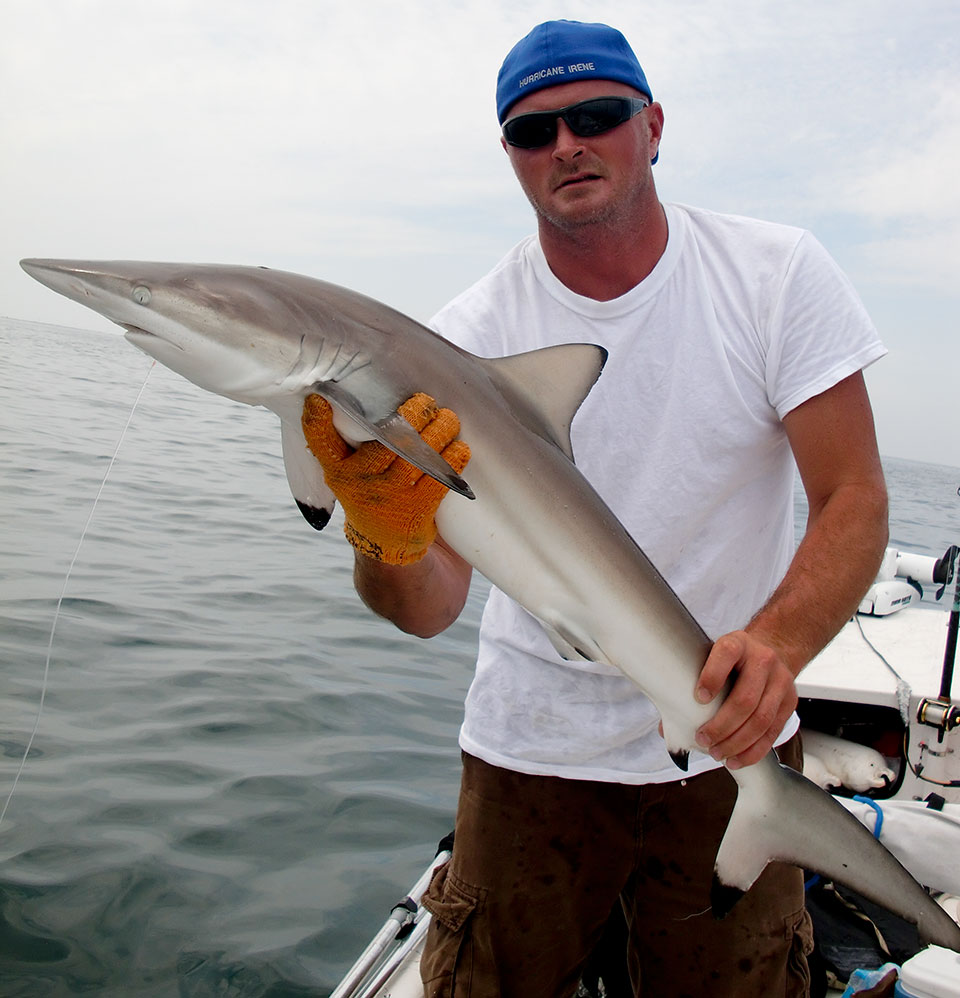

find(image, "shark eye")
[132,285,152,305]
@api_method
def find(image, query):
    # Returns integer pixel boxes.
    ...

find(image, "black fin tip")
[296,500,331,531]
[710,874,745,920]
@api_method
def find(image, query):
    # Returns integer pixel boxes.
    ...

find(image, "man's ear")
[646,102,664,162]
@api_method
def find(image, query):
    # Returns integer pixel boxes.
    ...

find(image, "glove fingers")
[349,393,443,478]
[306,391,463,481]
[349,438,401,477]
[384,400,467,488]
[439,438,471,477]
[302,393,402,480]
[408,438,472,510]
[397,392,439,432]
[302,394,352,463]
[300,390,471,566]
[420,406,461,454]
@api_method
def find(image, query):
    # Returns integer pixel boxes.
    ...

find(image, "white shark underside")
[20,258,960,952]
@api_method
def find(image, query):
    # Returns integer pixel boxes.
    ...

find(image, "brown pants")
[421,736,812,998]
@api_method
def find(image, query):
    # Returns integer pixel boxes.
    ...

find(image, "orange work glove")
[301,392,470,565]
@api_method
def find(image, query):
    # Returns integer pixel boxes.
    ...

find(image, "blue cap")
[497,20,653,123]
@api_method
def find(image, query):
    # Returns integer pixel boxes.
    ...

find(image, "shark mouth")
[123,325,184,351]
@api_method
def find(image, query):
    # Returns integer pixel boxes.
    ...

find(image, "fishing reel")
[916,696,960,736]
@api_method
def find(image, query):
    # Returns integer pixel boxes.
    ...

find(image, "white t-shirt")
[431,202,886,784]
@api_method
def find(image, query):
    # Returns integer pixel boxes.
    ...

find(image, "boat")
[331,545,960,998]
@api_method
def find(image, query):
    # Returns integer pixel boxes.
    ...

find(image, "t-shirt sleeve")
[764,231,886,419]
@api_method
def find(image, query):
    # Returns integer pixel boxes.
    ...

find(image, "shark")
[20,258,960,951]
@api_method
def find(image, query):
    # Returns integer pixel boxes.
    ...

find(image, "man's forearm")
[353,537,473,639]
[695,475,887,768]
[746,478,888,676]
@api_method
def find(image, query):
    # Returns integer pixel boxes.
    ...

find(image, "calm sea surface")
[2,318,959,996]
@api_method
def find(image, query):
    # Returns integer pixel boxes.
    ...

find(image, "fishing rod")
[916,543,960,743]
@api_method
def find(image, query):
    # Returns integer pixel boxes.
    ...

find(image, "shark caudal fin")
[713,753,960,952]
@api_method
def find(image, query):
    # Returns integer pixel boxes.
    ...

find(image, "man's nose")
[551,118,585,160]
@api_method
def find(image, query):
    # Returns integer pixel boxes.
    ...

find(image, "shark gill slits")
[132,285,152,306]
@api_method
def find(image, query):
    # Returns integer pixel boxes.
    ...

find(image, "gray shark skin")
[20,258,960,952]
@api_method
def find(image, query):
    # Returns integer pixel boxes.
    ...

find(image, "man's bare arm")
[354,536,473,638]
[694,371,888,768]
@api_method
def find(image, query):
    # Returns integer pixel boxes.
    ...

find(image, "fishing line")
[0,360,156,830]
[854,613,912,724]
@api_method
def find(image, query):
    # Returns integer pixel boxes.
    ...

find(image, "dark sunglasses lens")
[503,114,557,149]
[504,98,637,147]
[566,98,630,136]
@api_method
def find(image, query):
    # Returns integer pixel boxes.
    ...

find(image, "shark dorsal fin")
[477,343,607,460]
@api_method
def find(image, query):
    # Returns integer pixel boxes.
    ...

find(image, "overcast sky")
[2,0,958,467]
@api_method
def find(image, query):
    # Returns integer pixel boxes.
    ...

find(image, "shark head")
[20,258,480,499]
[19,259,343,406]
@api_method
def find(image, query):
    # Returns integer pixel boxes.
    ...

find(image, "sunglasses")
[502,96,650,149]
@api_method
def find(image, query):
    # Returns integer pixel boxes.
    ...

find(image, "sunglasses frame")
[502,96,650,149]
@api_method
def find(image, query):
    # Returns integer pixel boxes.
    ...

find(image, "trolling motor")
[916,544,960,742]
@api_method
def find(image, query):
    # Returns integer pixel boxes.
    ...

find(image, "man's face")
[501,79,663,234]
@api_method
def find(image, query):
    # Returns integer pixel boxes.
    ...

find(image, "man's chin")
[539,194,618,232]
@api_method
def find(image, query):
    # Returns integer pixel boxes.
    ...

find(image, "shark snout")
[20,259,107,309]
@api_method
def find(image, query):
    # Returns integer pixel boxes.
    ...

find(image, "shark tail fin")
[714,753,960,952]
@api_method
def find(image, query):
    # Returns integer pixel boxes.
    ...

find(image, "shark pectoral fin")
[318,385,475,500]
[281,419,336,530]
[714,754,960,951]
[375,411,475,499]
[479,344,607,460]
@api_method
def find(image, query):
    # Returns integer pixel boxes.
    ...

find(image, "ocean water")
[1,318,959,996]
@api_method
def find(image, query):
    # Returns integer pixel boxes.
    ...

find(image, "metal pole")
[938,546,959,703]
[330,848,451,998]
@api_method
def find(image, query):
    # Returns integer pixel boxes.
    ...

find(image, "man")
[303,19,889,997]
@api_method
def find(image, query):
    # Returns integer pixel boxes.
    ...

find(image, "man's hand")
[302,392,470,566]
[692,631,799,770]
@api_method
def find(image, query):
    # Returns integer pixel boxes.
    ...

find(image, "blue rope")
[853,795,884,838]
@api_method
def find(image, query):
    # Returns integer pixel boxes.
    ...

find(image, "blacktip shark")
[21,258,960,951]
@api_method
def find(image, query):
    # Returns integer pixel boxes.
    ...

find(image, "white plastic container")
[894,946,960,998]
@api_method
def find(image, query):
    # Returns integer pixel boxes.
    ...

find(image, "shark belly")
[434,432,716,759]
